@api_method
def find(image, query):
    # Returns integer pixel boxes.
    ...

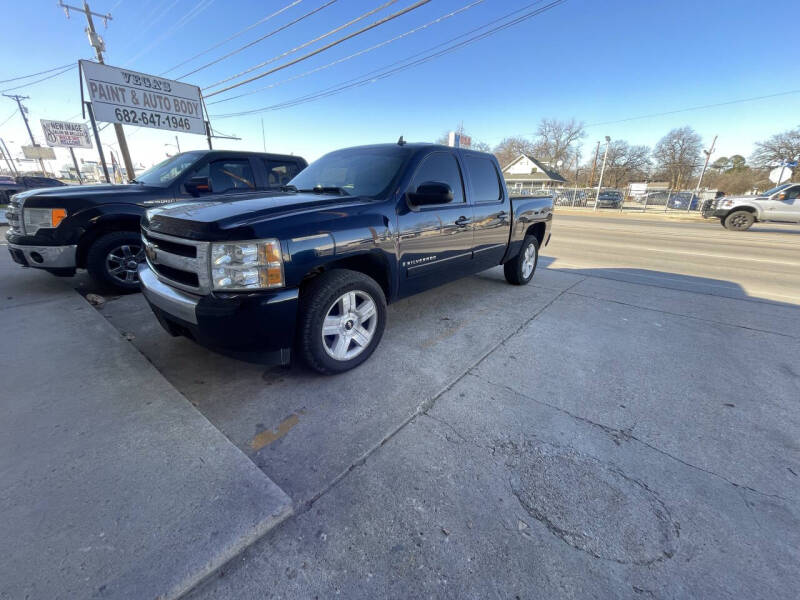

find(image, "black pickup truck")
[139,142,553,374]
[5,150,307,290]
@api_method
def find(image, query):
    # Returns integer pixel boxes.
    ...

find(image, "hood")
[17,183,159,207]
[144,192,372,240]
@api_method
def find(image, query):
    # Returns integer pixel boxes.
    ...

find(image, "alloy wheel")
[106,244,145,284]
[321,290,378,361]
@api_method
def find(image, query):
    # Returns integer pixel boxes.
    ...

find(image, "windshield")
[288,147,410,198]
[134,152,204,186]
[759,183,791,197]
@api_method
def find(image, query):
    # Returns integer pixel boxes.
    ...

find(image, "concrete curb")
[0,269,295,600]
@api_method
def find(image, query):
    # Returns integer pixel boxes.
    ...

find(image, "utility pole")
[692,135,717,212]
[588,140,600,187]
[594,136,611,211]
[0,140,14,175]
[0,138,18,175]
[3,94,48,175]
[174,135,181,154]
[59,1,135,180]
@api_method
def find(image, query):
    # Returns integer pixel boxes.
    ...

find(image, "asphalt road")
[542,212,800,305]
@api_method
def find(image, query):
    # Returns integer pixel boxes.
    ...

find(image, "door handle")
[455,216,471,227]
[496,210,508,218]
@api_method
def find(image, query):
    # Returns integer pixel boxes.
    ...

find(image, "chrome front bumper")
[8,243,77,268]
[138,263,200,324]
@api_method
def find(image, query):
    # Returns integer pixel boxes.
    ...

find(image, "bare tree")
[532,118,586,167]
[653,126,703,188]
[602,140,651,187]
[492,136,536,169]
[751,128,800,168]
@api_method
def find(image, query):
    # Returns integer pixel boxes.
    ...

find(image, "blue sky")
[2,0,798,171]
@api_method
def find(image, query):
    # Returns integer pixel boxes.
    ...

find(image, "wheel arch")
[525,222,546,247]
[76,216,142,268]
[299,252,392,302]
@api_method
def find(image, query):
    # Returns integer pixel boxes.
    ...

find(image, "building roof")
[501,154,566,183]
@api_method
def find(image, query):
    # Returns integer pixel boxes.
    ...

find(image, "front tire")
[86,231,145,292]
[504,235,539,285]
[723,210,755,231]
[298,269,387,374]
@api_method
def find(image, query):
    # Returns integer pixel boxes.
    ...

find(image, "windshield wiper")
[129,178,144,185]
[280,184,298,192]
[298,186,350,196]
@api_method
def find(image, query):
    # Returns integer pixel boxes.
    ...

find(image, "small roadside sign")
[22,146,57,160]
[80,60,206,136]
[41,119,93,148]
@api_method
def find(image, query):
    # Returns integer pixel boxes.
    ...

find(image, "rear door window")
[465,156,502,203]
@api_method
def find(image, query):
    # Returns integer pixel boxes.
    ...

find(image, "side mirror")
[408,181,453,206]
[185,176,211,196]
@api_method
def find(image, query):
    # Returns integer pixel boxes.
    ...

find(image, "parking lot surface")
[79,214,797,598]
[2,213,799,598]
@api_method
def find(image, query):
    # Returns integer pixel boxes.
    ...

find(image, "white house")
[501,154,566,195]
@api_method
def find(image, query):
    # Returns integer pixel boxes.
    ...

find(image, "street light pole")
[691,135,717,212]
[594,136,611,211]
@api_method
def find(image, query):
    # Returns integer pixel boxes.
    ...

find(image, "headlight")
[23,208,67,235]
[210,239,284,290]
[718,199,734,208]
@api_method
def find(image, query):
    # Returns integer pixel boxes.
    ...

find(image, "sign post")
[84,101,110,183]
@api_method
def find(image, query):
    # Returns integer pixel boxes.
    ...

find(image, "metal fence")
[516,186,717,216]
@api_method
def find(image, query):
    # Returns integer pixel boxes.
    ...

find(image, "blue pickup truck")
[139,142,553,374]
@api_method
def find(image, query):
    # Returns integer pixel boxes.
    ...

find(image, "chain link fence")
[515,186,718,216]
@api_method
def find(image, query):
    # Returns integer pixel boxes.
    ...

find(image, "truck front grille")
[141,228,210,294]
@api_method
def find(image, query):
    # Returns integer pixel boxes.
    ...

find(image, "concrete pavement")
[0,255,292,600]
[2,212,799,598]
[176,243,799,599]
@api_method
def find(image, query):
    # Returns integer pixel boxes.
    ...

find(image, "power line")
[178,0,339,80]
[204,0,432,98]
[0,62,75,84]
[583,89,800,128]
[211,0,564,117]
[160,0,302,76]
[125,0,217,65]
[207,0,486,106]
[196,0,399,86]
[0,65,76,94]
[0,109,17,128]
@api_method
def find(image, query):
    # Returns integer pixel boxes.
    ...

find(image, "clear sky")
[1,0,798,173]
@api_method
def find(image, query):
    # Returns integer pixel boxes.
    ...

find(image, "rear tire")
[298,269,387,374]
[86,231,145,292]
[723,210,755,231]
[504,235,539,285]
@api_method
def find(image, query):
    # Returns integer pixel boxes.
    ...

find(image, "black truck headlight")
[23,208,67,235]
[210,239,284,290]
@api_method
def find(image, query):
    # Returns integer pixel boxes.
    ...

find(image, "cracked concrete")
[173,262,799,599]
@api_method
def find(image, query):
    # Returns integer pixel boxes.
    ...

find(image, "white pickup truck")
[714,183,800,230]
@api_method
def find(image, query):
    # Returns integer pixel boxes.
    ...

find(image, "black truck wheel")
[298,269,387,374]
[504,235,539,285]
[86,231,146,292]
[723,210,755,231]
